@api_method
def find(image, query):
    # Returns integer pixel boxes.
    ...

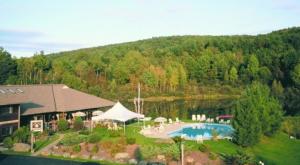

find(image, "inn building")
[0,84,114,140]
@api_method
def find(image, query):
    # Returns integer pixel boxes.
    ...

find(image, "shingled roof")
[0,84,115,116]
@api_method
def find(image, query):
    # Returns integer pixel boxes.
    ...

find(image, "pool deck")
[140,122,191,139]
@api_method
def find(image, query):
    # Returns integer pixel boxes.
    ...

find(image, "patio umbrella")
[73,111,86,117]
[154,117,167,123]
[92,110,103,116]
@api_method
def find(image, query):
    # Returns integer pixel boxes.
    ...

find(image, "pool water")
[168,123,234,140]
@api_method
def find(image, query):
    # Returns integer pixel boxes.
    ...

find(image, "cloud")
[0,29,85,57]
[272,0,300,13]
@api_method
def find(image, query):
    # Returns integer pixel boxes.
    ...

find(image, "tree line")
[0,27,300,115]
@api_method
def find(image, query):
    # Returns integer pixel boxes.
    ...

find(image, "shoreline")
[127,94,240,102]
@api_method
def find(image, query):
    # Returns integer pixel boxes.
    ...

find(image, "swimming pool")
[168,123,234,140]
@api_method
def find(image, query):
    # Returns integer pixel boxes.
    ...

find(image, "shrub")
[88,133,101,143]
[79,130,90,135]
[223,150,254,165]
[3,137,14,148]
[72,145,81,153]
[12,126,30,143]
[209,152,218,160]
[73,117,84,131]
[58,119,69,131]
[108,130,121,137]
[134,147,143,161]
[60,133,87,146]
[91,145,99,153]
[126,137,136,144]
[198,144,210,153]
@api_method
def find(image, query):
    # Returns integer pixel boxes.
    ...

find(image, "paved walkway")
[32,134,64,156]
[140,122,190,139]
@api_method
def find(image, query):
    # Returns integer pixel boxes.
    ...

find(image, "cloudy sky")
[1,0,300,57]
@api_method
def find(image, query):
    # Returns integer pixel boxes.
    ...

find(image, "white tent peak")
[92,101,144,122]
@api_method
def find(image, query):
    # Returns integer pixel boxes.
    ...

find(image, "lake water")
[123,99,234,120]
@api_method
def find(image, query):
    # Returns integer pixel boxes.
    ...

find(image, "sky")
[0,0,300,58]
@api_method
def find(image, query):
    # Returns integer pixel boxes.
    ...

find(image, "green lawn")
[247,133,300,165]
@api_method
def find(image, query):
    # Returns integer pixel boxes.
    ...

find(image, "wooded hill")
[1,27,300,115]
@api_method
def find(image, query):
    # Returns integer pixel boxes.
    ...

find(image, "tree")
[178,64,187,89]
[259,66,272,84]
[271,79,284,100]
[33,52,50,84]
[75,61,89,79]
[232,82,283,146]
[58,119,69,131]
[246,55,259,80]
[73,117,84,131]
[0,47,17,84]
[229,66,238,83]
[291,63,300,87]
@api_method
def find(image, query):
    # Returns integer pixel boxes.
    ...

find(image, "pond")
[123,99,234,120]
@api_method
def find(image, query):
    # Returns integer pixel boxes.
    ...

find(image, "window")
[0,106,10,116]
[0,126,11,137]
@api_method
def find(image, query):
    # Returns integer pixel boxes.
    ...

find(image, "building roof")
[0,84,115,116]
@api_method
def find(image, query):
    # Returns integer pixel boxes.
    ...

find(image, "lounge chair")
[192,115,196,121]
[168,118,173,124]
[196,115,201,121]
[176,117,180,123]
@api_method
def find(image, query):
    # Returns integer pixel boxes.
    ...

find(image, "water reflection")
[124,99,234,120]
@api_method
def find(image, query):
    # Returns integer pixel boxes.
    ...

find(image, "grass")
[247,133,300,165]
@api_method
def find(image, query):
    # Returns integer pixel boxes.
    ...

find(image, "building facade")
[0,84,114,140]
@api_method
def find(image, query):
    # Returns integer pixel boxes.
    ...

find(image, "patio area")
[140,122,190,139]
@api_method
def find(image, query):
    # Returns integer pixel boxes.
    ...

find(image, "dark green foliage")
[57,119,69,131]
[223,150,255,165]
[73,117,84,131]
[79,130,90,135]
[134,147,143,162]
[0,48,17,84]
[3,137,14,148]
[198,144,210,153]
[232,82,283,146]
[12,126,30,143]
[88,133,101,143]
[72,144,81,153]
[126,137,136,144]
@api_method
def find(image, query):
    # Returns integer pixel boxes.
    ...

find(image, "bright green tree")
[246,55,259,80]
[291,63,300,87]
[229,66,238,83]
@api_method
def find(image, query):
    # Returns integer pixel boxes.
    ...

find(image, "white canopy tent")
[92,101,144,133]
